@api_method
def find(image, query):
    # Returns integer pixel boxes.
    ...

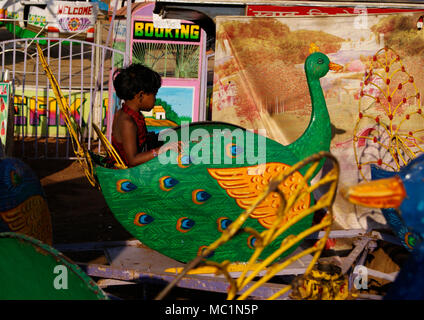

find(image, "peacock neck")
[287,76,332,167]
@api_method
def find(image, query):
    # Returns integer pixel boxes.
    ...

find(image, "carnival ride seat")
[35,42,403,300]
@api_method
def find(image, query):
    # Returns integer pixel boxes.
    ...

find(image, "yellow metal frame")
[36,43,127,187]
[156,151,347,300]
[92,123,127,169]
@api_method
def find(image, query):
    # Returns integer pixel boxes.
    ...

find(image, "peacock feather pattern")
[97,122,316,262]
[38,43,341,263]
[156,152,341,300]
[0,158,52,244]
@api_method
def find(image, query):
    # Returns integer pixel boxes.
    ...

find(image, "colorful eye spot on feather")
[134,213,154,227]
[116,179,137,193]
[159,176,179,191]
[177,154,193,168]
[192,189,211,204]
[197,245,214,259]
[9,170,22,187]
[405,232,417,250]
[217,217,233,232]
[225,143,243,159]
[247,235,257,249]
[176,217,195,233]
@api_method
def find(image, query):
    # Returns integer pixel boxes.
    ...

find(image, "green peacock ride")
[37,43,342,264]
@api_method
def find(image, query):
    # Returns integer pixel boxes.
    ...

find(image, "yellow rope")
[92,124,127,169]
[36,43,127,186]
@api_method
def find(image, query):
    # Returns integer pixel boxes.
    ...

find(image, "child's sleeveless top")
[112,104,148,166]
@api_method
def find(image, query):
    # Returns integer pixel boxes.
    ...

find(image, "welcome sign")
[28,1,98,33]
[133,21,200,42]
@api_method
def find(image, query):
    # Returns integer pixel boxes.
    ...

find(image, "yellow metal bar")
[92,124,127,169]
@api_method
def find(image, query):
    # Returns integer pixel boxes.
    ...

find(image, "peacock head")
[305,43,343,80]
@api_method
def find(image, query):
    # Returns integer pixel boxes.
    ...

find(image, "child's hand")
[158,141,185,154]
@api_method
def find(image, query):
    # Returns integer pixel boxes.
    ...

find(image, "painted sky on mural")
[157,86,194,118]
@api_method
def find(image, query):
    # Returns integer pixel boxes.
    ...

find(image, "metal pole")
[93,19,102,140]
[125,0,132,66]
[199,30,207,122]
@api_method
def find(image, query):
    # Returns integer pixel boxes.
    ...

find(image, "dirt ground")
[24,158,132,245]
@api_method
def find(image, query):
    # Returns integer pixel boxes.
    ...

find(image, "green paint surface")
[0,233,107,300]
[97,122,314,263]
[96,52,334,263]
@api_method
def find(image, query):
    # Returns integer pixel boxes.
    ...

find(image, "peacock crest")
[309,42,320,54]
[353,47,424,181]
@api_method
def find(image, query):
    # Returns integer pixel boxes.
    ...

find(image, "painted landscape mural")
[144,86,194,133]
[212,13,424,234]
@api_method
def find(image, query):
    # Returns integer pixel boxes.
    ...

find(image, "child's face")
[139,92,156,111]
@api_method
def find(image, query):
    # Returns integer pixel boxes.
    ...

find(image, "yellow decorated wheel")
[353,47,424,180]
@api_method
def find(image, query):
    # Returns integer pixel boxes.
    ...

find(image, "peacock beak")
[329,62,343,72]
[342,176,407,209]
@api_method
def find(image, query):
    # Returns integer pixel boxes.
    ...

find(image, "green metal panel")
[96,122,316,263]
[0,232,108,300]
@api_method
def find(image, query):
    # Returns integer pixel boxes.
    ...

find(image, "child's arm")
[120,117,156,167]
[119,117,181,167]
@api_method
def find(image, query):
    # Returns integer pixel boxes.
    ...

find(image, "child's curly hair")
[113,64,162,100]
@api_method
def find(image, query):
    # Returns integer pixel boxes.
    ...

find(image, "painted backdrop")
[212,12,424,232]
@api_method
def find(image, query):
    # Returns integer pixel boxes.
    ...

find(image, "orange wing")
[208,163,310,229]
[0,195,52,245]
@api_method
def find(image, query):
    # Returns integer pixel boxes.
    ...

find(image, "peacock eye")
[198,245,214,258]
[177,154,194,168]
[116,179,137,193]
[192,189,211,204]
[226,143,243,158]
[317,58,324,64]
[176,217,195,233]
[159,176,179,191]
[231,145,243,156]
[217,217,233,232]
[10,170,22,187]
[247,235,257,249]
[134,213,154,226]
[181,155,192,165]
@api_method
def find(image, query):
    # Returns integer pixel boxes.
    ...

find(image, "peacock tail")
[370,164,422,251]
[0,158,44,211]
[36,43,339,264]
[0,158,52,244]
[96,122,316,263]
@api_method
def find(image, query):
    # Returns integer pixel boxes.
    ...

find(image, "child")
[111,64,180,167]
